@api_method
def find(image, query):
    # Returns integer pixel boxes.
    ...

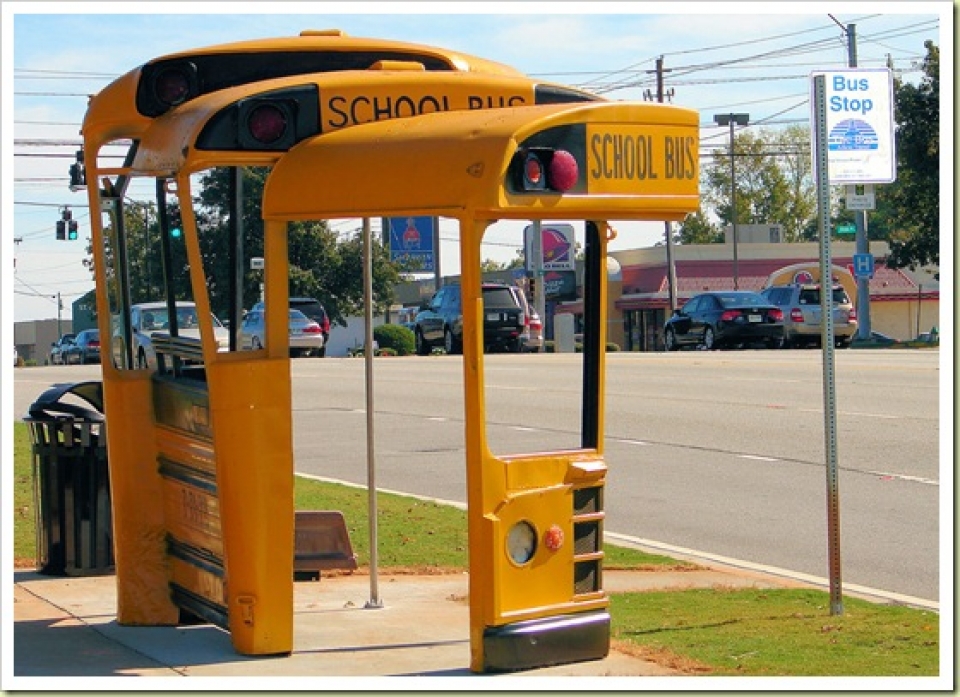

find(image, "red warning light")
[547,150,578,192]
[247,104,288,144]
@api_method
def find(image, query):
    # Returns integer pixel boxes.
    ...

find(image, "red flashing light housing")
[511,147,581,193]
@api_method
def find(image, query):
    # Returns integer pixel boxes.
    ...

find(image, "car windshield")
[141,307,221,330]
[798,287,849,304]
[717,293,767,307]
[482,287,519,309]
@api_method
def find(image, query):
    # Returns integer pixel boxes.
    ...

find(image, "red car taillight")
[303,324,322,334]
[848,307,857,320]
[790,308,804,322]
[89,340,100,348]
[769,308,783,322]
[720,310,740,322]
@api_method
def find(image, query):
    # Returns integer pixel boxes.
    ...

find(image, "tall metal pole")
[729,119,739,290]
[362,217,382,609]
[813,74,844,616]
[847,23,872,340]
[652,56,678,312]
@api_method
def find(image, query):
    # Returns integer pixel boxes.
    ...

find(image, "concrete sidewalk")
[10,565,800,687]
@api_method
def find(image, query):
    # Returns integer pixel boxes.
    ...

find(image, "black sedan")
[62,328,101,364]
[664,291,784,351]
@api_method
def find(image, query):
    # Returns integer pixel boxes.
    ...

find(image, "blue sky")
[4,2,948,322]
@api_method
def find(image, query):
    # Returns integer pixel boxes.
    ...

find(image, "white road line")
[867,470,939,486]
[614,438,649,446]
[738,454,780,462]
[605,531,939,612]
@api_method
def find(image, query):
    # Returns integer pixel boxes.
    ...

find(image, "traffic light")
[69,150,86,191]
[169,211,182,238]
[56,220,66,240]
[68,220,79,241]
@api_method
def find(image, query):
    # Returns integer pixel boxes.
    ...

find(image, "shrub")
[373,324,415,356]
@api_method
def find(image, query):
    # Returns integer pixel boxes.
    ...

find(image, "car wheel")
[703,326,716,350]
[317,345,326,358]
[836,337,850,348]
[664,327,679,352]
[766,337,784,349]
[415,330,430,356]
[252,336,263,351]
[444,327,461,355]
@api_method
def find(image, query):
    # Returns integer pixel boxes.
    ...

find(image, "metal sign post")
[362,217,383,609]
[812,74,843,616]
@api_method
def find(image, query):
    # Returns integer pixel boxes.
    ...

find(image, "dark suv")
[289,297,331,357]
[414,283,525,355]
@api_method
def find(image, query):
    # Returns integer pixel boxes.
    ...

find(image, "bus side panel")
[207,358,295,656]
[102,374,180,625]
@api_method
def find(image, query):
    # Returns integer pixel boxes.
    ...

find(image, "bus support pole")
[363,217,383,609]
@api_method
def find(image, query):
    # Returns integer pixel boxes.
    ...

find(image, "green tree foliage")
[677,208,722,244]
[881,41,939,272]
[195,167,401,325]
[373,323,415,356]
[702,128,815,243]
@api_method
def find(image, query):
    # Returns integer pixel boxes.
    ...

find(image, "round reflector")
[154,68,192,107]
[547,150,579,192]
[247,104,288,144]
[544,524,564,551]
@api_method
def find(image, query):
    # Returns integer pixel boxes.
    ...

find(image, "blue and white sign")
[386,216,435,272]
[852,253,875,280]
[813,68,896,184]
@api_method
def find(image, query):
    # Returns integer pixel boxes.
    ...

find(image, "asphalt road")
[13,348,942,603]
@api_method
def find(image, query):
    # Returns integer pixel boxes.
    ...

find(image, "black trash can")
[24,381,114,576]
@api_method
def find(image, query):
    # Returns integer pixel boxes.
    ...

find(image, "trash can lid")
[27,381,104,422]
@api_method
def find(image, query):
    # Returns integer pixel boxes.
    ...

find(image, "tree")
[702,128,815,243]
[880,40,939,272]
[676,208,722,244]
[195,167,401,325]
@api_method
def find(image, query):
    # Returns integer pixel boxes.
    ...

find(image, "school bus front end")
[263,100,699,672]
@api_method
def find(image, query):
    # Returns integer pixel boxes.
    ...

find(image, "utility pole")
[846,23,872,340]
[646,56,678,314]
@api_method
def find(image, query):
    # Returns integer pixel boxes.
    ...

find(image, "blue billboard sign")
[386,216,435,272]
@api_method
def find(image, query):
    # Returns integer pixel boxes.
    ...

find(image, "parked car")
[241,306,325,357]
[759,283,857,348]
[49,333,76,365]
[289,297,331,357]
[119,301,230,370]
[664,291,784,351]
[63,329,101,365]
[414,283,525,355]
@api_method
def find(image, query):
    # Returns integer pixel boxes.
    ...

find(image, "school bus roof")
[82,30,528,148]
[121,69,601,176]
[262,101,700,222]
[149,30,526,76]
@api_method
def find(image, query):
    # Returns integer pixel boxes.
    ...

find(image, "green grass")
[611,588,939,676]
[12,421,940,676]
